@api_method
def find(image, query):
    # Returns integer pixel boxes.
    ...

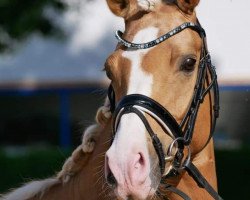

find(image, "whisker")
[94,172,105,186]
[102,137,113,145]
[95,161,105,169]
[94,163,104,171]
[92,152,106,161]
[93,167,104,177]
[106,190,115,200]
[99,182,111,198]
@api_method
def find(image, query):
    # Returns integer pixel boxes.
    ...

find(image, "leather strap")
[165,185,192,200]
[115,22,206,50]
[184,162,223,200]
[114,94,183,138]
[157,184,192,200]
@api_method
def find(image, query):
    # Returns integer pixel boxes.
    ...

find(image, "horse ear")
[176,0,200,14]
[106,0,129,17]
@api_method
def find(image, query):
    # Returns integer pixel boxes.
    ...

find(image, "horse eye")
[181,58,196,73]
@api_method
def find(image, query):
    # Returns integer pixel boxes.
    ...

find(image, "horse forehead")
[122,26,159,95]
[129,26,159,44]
[122,26,159,62]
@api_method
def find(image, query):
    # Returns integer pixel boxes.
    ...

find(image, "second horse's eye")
[181,58,196,73]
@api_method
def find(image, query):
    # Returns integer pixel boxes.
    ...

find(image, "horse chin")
[114,165,161,200]
[114,185,156,200]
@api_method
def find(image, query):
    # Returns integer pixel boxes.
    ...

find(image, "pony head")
[104,0,213,199]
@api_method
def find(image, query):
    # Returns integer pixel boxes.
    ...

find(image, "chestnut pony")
[1,0,223,200]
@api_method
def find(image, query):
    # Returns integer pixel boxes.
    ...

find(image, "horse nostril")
[107,171,117,187]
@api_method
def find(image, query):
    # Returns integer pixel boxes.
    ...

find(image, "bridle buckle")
[166,137,191,172]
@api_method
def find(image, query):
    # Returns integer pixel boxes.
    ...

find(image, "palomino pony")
[1,0,223,199]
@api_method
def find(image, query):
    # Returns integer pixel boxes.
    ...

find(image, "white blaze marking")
[119,27,159,141]
[123,27,158,95]
[121,28,159,144]
[108,27,159,177]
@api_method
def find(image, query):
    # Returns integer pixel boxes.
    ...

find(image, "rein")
[107,21,223,200]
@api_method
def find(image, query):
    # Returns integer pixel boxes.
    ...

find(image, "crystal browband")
[115,22,205,50]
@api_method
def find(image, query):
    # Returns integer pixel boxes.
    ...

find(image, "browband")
[115,22,206,50]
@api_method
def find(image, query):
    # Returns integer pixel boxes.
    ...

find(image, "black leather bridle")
[107,22,223,200]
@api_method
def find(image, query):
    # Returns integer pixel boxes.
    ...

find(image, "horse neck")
[172,88,218,197]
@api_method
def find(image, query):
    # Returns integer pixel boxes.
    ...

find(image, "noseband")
[107,22,223,200]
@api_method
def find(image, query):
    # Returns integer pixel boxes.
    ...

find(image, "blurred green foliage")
[0,0,67,52]
[0,148,71,194]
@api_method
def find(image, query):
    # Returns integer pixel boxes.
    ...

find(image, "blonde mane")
[0,178,59,200]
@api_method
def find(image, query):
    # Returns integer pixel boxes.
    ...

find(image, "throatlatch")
[108,21,223,200]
